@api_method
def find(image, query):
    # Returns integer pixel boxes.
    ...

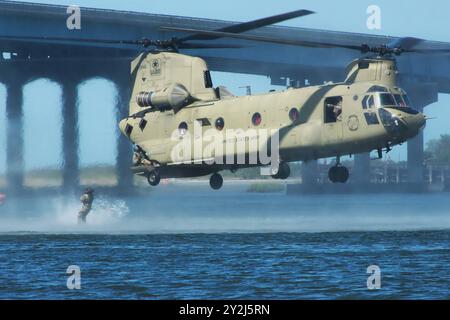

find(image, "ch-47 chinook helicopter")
[117,9,438,190]
[4,9,446,190]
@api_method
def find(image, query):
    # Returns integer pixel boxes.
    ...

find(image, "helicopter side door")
[322,96,344,146]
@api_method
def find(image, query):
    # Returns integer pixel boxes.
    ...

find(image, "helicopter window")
[178,122,188,136]
[358,61,370,69]
[252,112,262,126]
[139,119,147,131]
[324,96,343,123]
[368,96,375,109]
[368,85,388,93]
[403,95,412,106]
[204,71,213,89]
[362,96,368,109]
[379,93,397,106]
[196,118,211,127]
[362,95,375,109]
[215,117,225,131]
[364,112,380,125]
[125,124,133,137]
[289,108,299,122]
[393,94,406,107]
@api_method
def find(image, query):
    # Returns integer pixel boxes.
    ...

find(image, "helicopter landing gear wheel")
[210,173,223,190]
[147,169,161,186]
[272,162,291,180]
[328,165,349,184]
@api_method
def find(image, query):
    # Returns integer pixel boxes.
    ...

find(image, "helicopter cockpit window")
[403,94,412,106]
[362,95,375,109]
[358,61,370,69]
[324,96,343,123]
[368,96,375,108]
[393,94,406,107]
[362,96,368,109]
[379,93,397,106]
[204,71,213,89]
[368,85,388,93]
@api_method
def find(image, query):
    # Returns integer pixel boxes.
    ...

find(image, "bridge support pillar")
[61,79,80,192]
[6,81,25,194]
[400,81,438,185]
[407,106,425,184]
[353,153,371,184]
[115,83,133,192]
[302,160,319,185]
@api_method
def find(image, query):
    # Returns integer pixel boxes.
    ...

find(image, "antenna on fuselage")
[239,85,252,96]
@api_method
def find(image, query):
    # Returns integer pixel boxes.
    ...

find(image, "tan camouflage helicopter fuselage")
[119,52,426,179]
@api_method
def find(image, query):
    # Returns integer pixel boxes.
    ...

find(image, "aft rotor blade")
[178,9,315,42]
[162,26,363,51]
[385,37,450,54]
[387,37,423,50]
[405,48,450,53]
[178,42,244,49]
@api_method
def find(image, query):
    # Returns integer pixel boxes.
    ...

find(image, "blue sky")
[1,0,450,172]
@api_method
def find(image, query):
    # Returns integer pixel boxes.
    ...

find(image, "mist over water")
[1,183,450,234]
[1,183,450,299]
[0,196,129,233]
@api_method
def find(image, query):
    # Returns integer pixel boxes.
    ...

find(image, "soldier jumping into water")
[78,188,94,224]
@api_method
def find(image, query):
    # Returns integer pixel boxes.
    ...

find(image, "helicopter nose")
[401,111,427,134]
[379,107,426,140]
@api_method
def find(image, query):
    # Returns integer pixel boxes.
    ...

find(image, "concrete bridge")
[1,0,450,194]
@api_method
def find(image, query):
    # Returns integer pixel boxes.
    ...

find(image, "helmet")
[84,188,94,194]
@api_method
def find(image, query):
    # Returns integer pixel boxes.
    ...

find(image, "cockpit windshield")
[393,94,407,107]
[370,92,412,108]
[402,94,412,106]
[379,93,397,106]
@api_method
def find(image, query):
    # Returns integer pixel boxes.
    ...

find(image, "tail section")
[128,52,217,116]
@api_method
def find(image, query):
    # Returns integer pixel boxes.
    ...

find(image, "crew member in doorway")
[78,188,94,224]
[333,100,343,120]
[133,145,152,167]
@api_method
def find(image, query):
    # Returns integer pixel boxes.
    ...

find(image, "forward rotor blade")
[0,35,244,50]
[162,26,363,51]
[178,9,315,42]
[0,35,152,47]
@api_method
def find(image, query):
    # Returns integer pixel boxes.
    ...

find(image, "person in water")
[78,188,94,224]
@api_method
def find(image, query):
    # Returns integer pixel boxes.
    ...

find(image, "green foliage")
[425,134,450,165]
[247,182,285,193]
[223,162,303,179]
[222,167,268,180]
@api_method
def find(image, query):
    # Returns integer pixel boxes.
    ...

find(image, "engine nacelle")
[136,83,191,112]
